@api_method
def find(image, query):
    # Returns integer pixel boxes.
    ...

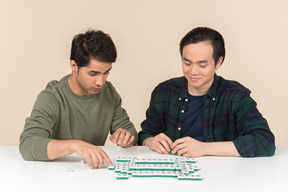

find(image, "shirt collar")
[207,73,220,100]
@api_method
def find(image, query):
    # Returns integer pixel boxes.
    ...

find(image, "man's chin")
[89,88,101,94]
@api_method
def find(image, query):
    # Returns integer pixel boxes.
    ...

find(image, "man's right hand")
[72,140,113,168]
[47,139,113,168]
[143,133,173,154]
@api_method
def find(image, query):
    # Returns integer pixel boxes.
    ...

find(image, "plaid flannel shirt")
[138,74,275,157]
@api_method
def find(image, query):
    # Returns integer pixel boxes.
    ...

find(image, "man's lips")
[92,87,101,91]
[190,77,200,82]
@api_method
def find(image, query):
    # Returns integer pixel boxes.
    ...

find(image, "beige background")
[0,0,287,146]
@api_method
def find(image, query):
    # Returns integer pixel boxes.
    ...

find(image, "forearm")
[202,141,240,157]
[47,139,77,160]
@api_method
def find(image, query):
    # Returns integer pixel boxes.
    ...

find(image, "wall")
[0,0,287,146]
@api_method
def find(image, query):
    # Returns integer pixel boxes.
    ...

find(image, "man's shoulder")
[218,76,250,93]
[42,75,66,91]
[215,75,251,101]
[155,76,185,90]
[103,80,113,88]
[101,81,117,94]
[37,75,69,101]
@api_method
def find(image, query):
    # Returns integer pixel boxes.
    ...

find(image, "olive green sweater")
[19,75,137,160]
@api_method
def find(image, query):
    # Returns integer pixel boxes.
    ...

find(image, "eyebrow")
[89,67,112,74]
[104,67,112,73]
[183,57,208,64]
[183,57,192,63]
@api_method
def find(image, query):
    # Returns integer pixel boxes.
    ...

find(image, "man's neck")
[187,77,214,96]
[68,74,87,97]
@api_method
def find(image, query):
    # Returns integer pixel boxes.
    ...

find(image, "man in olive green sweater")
[19,29,138,168]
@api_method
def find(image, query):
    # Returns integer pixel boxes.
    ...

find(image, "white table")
[0,146,287,192]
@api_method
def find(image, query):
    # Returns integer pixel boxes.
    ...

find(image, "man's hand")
[109,128,134,148]
[143,133,173,154]
[47,139,113,168]
[171,137,205,157]
[71,140,113,168]
[171,137,240,157]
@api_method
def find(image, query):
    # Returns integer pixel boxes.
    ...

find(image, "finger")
[127,135,134,145]
[99,149,113,166]
[171,138,185,149]
[95,151,104,168]
[117,131,126,145]
[182,152,191,157]
[158,138,172,153]
[153,143,166,154]
[176,148,184,156]
[122,131,131,145]
[85,154,93,168]
[172,141,186,155]
[155,140,170,154]
[90,153,99,168]
[159,133,173,145]
[110,129,121,144]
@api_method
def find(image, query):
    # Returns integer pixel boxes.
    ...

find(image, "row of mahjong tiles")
[108,157,202,181]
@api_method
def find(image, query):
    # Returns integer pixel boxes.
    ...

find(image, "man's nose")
[190,65,198,75]
[95,75,105,86]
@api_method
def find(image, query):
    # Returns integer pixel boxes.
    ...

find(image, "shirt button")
[185,98,188,102]
[181,110,185,113]
[179,98,181,101]
[213,98,216,101]
[178,127,181,131]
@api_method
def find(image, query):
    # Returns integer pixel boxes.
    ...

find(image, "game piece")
[116,173,129,180]
[67,167,74,172]
[178,173,202,181]
[108,165,115,170]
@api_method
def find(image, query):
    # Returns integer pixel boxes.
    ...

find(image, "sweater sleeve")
[19,92,59,161]
[109,88,138,145]
[232,94,276,157]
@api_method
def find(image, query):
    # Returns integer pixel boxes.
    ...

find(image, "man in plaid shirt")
[138,27,275,157]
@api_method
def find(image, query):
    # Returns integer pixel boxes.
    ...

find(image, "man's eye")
[184,63,191,66]
[200,65,207,68]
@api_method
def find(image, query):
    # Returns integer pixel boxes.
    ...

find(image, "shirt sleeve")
[232,93,276,157]
[19,92,59,161]
[109,89,138,145]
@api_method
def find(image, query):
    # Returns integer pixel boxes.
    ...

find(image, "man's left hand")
[109,128,134,148]
[171,137,205,157]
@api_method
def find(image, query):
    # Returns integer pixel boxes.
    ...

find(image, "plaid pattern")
[138,74,275,157]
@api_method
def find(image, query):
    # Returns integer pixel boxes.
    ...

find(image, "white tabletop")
[0,146,287,192]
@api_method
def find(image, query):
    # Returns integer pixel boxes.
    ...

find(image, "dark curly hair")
[70,29,117,68]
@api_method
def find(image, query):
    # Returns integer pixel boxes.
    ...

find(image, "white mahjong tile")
[116,173,129,179]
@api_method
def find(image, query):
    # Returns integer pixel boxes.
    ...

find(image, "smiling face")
[69,59,112,96]
[182,41,222,96]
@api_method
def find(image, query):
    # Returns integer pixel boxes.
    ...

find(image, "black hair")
[179,27,225,65]
[70,29,117,68]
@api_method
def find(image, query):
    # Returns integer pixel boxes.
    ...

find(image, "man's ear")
[70,60,78,73]
[216,56,223,70]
